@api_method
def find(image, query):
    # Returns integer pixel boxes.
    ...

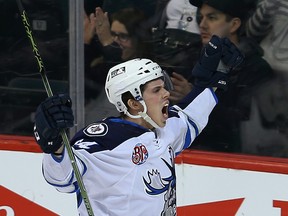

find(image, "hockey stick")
[15,1,94,215]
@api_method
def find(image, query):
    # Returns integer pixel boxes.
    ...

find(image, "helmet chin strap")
[124,101,160,129]
[138,111,160,129]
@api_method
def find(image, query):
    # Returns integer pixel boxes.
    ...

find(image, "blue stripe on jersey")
[175,118,199,156]
[44,155,87,192]
[76,187,82,207]
[188,118,199,137]
[75,153,88,176]
[183,124,192,150]
[51,153,65,162]
[209,87,218,104]
[45,171,75,188]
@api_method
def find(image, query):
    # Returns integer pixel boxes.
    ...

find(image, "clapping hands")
[84,7,113,46]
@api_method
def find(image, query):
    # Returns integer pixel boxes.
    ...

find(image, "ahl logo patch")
[83,123,108,137]
[111,66,125,78]
[132,143,148,165]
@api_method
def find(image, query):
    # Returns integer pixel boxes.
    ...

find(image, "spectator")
[84,7,153,122]
[185,0,274,152]
[84,7,152,87]
[165,0,200,33]
[151,0,202,81]
[244,0,288,156]
[149,0,204,104]
[246,0,288,75]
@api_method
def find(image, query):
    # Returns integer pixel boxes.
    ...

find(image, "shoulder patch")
[83,123,108,137]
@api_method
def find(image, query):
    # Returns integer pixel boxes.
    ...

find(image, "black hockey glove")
[192,35,244,90]
[33,94,74,153]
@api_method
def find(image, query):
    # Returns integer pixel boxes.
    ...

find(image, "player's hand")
[192,35,244,90]
[33,94,74,154]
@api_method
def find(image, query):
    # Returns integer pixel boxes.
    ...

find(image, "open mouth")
[162,104,169,118]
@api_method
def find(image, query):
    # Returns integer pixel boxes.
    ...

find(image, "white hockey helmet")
[105,58,171,127]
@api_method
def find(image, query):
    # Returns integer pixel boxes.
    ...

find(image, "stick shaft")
[16,1,94,215]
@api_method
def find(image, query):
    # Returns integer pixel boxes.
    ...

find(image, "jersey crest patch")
[132,143,148,165]
[83,123,108,137]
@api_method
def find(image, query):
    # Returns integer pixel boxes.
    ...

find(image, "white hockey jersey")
[42,88,217,216]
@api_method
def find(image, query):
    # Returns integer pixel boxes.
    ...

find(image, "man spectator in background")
[186,0,274,153]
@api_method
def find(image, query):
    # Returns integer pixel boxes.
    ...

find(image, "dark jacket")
[191,37,274,152]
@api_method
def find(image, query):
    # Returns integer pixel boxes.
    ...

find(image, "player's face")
[142,79,170,128]
[198,4,232,45]
[110,20,135,60]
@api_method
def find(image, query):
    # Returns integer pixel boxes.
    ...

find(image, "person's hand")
[84,11,96,45]
[169,72,193,104]
[33,94,74,154]
[94,7,114,46]
[192,35,244,90]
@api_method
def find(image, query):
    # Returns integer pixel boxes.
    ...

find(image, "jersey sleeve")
[42,148,85,193]
[167,88,218,154]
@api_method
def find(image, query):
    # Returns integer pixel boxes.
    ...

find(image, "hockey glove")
[33,94,74,153]
[192,35,244,90]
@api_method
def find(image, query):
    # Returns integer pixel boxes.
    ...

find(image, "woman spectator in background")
[84,7,152,88]
[84,7,153,122]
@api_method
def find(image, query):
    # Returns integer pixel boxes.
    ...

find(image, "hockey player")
[33,35,243,215]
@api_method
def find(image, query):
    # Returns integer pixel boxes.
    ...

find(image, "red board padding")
[176,149,288,175]
[0,135,42,153]
[0,185,57,216]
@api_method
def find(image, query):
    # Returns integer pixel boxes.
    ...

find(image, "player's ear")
[127,99,143,112]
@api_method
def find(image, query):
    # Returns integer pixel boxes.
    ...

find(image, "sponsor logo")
[0,186,57,215]
[0,206,14,216]
[177,198,244,216]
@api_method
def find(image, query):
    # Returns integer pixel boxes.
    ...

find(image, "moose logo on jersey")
[132,143,148,165]
[143,147,176,215]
